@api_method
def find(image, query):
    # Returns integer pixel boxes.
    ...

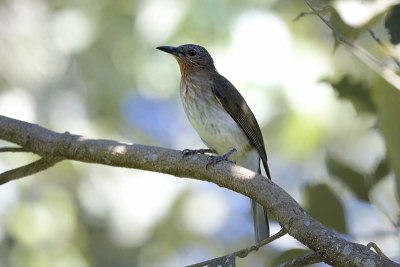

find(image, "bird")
[157,44,271,243]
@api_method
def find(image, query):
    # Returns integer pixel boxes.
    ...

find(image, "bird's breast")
[180,77,253,161]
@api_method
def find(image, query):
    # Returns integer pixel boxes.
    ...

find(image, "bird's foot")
[182,148,215,158]
[206,148,237,169]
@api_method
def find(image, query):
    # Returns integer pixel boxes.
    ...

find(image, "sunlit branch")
[0,114,398,267]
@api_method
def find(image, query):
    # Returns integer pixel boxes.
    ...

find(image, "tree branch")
[0,157,63,185]
[0,115,398,266]
[236,228,287,258]
[185,228,288,267]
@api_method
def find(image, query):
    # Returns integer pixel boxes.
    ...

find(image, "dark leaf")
[373,158,391,181]
[326,155,370,201]
[384,5,400,45]
[323,75,375,114]
[372,76,400,205]
[304,183,347,233]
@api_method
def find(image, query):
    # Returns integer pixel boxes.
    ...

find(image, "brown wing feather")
[211,74,271,179]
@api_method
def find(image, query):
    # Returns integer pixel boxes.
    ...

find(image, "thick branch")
[0,115,398,267]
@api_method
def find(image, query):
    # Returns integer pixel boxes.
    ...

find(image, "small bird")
[157,44,271,242]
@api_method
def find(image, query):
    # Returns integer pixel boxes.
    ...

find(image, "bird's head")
[157,44,215,74]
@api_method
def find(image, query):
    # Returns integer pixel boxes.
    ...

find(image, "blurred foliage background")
[0,0,399,266]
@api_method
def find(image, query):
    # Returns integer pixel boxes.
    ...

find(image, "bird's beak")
[156,46,182,57]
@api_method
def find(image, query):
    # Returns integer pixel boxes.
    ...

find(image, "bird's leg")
[182,148,216,158]
[206,148,237,168]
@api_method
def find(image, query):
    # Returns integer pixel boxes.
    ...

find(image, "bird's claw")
[206,148,237,169]
[182,148,214,158]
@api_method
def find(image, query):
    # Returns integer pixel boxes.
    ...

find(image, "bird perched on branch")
[157,44,271,242]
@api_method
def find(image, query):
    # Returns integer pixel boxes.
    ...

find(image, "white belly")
[181,80,259,170]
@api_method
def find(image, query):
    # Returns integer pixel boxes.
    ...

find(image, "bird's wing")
[211,74,271,179]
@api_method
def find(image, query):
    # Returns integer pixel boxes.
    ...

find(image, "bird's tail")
[251,199,270,243]
[237,152,270,242]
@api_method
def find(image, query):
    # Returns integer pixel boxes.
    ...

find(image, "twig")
[304,0,400,90]
[274,252,322,267]
[185,254,235,267]
[236,228,287,258]
[292,6,331,22]
[185,228,287,267]
[293,11,315,22]
[367,242,389,259]
[368,29,400,69]
[0,146,29,153]
[0,157,63,185]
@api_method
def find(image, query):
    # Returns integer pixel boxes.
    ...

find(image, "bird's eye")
[188,49,197,56]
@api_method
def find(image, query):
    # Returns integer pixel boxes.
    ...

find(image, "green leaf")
[384,5,400,45]
[326,156,370,201]
[326,155,391,201]
[304,184,347,233]
[372,76,400,203]
[323,75,376,114]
